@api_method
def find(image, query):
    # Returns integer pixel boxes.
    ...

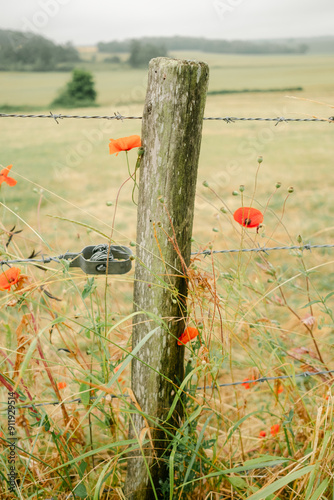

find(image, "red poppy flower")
[109,135,141,156]
[0,267,21,291]
[57,382,67,390]
[270,423,280,437]
[242,375,256,389]
[177,326,199,346]
[0,165,17,187]
[276,384,284,395]
[233,207,263,228]
[259,430,266,438]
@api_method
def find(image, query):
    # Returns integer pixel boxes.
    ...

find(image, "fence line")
[192,243,334,256]
[0,112,333,124]
[0,242,333,269]
[2,369,333,410]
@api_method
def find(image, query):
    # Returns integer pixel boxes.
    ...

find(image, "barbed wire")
[192,243,334,256]
[0,112,333,124]
[3,368,333,410]
[0,242,333,269]
[197,369,334,390]
[0,256,62,266]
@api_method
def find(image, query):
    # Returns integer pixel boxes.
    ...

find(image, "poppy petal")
[123,135,141,150]
[109,140,122,156]
[270,424,280,436]
[0,267,21,291]
[177,326,199,345]
[5,177,17,187]
[0,165,13,177]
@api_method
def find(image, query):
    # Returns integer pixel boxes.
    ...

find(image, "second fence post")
[125,57,209,499]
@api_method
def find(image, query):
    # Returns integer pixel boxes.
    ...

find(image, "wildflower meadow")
[1,53,334,500]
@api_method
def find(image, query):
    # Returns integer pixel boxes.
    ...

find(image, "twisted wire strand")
[191,243,334,256]
[0,112,333,123]
[4,368,333,410]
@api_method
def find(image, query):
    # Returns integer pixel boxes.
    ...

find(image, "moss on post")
[125,57,209,500]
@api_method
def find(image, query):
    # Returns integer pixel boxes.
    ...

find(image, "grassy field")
[1,53,334,498]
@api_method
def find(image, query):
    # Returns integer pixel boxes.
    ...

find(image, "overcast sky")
[1,0,333,45]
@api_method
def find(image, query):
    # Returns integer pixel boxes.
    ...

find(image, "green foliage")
[51,68,97,108]
[0,29,80,71]
[98,35,310,55]
[127,40,168,68]
[104,55,121,64]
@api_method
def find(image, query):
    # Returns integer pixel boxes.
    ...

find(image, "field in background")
[0,53,333,249]
[1,52,334,497]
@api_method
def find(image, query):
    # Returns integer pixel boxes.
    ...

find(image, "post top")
[149,56,208,70]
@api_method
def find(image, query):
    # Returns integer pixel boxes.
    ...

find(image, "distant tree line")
[0,29,80,71]
[98,36,309,55]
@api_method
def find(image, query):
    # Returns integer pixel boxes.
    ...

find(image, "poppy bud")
[297,235,302,244]
[257,156,263,163]
[275,182,281,188]
[130,241,136,247]
[106,201,113,206]
[203,180,209,187]
[212,228,219,232]
[220,207,227,213]
[232,190,239,196]
[288,186,294,193]
[239,185,245,192]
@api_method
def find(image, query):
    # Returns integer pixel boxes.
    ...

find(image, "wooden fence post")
[125,57,209,499]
